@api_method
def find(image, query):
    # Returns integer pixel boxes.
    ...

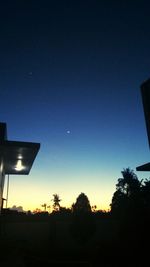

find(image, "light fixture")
[14,159,25,171]
[18,155,23,160]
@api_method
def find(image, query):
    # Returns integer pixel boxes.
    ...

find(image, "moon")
[67,130,71,134]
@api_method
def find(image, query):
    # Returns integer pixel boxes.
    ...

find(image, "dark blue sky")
[1,1,150,210]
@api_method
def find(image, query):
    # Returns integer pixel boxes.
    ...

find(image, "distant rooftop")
[136,162,150,172]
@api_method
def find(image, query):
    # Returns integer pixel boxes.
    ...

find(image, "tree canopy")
[111,167,150,218]
[72,192,91,213]
[116,168,141,196]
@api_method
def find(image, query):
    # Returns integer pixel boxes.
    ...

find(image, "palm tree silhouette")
[41,203,47,211]
[51,194,61,211]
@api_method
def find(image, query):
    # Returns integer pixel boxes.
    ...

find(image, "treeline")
[5,167,150,219]
[2,167,150,265]
[38,167,150,219]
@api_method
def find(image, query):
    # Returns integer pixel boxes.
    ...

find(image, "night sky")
[1,1,150,211]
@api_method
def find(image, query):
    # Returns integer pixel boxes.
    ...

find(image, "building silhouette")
[0,122,40,211]
[137,79,150,171]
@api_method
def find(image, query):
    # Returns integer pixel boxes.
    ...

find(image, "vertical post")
[6,174,9,208]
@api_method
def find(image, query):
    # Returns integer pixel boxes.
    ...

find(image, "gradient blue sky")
[1,0,150,211]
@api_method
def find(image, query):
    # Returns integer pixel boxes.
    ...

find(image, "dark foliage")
[70,193,96,244]
[72,192,91,214]
[110,168,150,265]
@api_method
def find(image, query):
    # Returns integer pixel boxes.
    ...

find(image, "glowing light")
[15,159,25,171]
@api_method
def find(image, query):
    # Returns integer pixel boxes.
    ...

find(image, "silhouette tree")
[72,192,91,214]
[116,168,141,196]
[70,193,95,243]
[111,168,141,217]
[41,203,47,211]
[51,194,61,211]
[111,169,150,264]
[111,189,128,218]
